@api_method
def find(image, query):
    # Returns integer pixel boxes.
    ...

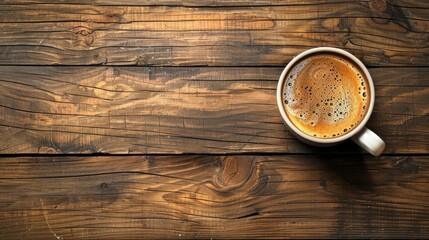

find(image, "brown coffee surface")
[282,53,370,138]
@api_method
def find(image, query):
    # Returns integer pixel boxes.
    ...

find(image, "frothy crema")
[282,53,370,138]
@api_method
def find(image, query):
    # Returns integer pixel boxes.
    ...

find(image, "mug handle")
[351,127,386,156]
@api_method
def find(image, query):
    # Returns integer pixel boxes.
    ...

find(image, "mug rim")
[276,47,375,144]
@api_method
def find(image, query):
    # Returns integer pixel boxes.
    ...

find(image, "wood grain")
[0,155,427,239]
[1,0,428,8]
[0,2,427,66]
[0,1,427,239]
[0,66,427,154]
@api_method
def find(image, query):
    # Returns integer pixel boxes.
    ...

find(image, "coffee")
[281,53,370,138]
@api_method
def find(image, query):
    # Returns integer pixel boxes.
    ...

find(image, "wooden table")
[0,1,428,239]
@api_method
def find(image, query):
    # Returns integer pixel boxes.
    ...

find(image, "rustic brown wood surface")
[0,0,428,239]
[0,155,428,239]
[0,2,428,66]
[0,66,427,154]
[1,0,428,7]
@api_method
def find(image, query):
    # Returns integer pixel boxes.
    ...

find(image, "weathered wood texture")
[1,0,428,7]
[0,66,427,154]
[0,1,427,66]
[0,155,427,239]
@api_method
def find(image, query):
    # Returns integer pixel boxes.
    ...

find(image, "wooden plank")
[0,66,427,154]
[0,0,427,8]
[0,155,428,239]
[0,3,427,66]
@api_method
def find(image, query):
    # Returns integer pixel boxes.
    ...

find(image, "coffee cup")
[276,47,385,156]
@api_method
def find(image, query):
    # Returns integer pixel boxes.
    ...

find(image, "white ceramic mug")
[276,47,386,156]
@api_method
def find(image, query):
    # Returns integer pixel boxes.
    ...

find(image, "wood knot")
[103,9,127,23]
[161,156,270,219]
[370,0,387,12]
[71,26,94,47]
[212,156,267,195]
[216,156,253,188]
[379,54,390,65]
[93,68,133,100]
[72,26,94,35]
[97,182,119,206]
[99,182,117,195]
[106,13,122,21]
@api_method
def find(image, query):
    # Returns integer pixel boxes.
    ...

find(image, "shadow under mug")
[276,47,386,156]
